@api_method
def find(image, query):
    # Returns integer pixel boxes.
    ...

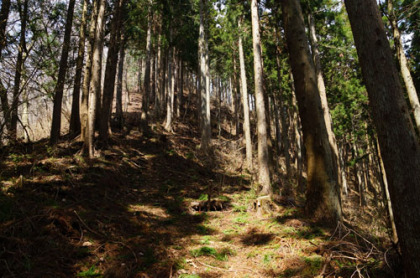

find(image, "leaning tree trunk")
[84,0,106,158]
[99,0,124,143]
[283,0,341,224]
[251,0,271,196]
[387,0,420,134]
[345,0,420,276]
[238,18,253,170]
[50,0,76,144]
[69,0,88,137]
[307,12,341,186]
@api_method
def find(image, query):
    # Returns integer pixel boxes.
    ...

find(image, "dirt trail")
[0,92,396,277]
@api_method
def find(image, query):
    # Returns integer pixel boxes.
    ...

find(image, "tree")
[238,17,252,170]
[199,0,211,150]
[251,0,271,196]
[84,0,106,157]
[70,0,88,137]
[10,0,29,140]
[50,0,76,144]
[345,0,420,275]
[81,0,99,142]
[386,0,420,134]
[141,0,153,129]
[0,0,10,58]
[99,0,125,143]
[282,0,342,223]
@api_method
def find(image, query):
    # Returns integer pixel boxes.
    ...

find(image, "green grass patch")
[77,266,102,277]
[179,274,201,278]
[233,213,248,224]
[190,246,235,261]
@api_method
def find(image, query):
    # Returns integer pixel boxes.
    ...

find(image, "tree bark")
[84,0,106,157]
[69,0,88,137]
[99,0,124,143]
[238,18,252,170]
[50,0,76,144]
[307,12,341,186]
[345,0,420,275]
[115,38,125,130]
[251,0,271,196]
[283,0,341,224]
[387,0,420,134]
[199,0,211,150]
[0,0,11,59]
[141,0,153,128]
[10,0,29,140]
[81,0,99,141]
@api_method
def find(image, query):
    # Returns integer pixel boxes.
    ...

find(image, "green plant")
[263,253,272,264]
[179,274,201,278]
[190,246,235,261]
[77,266,101,277]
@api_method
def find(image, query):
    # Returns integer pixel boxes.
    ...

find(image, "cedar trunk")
[251,0,271,195]
[282,0,341,223]
[345,0,420,275]
[70,0,88,137]
[50,0,76,144]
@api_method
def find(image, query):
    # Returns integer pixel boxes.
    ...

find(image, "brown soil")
[0,92,401,277]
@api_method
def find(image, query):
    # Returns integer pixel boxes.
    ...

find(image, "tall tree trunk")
[307,12,341,186]
[141,0,153,128]
[81,0,99,141]
[238,18,252,170]
[251,0,271,196]
[164,44,174,132]
[99,0,124,143]
[50,0,76,144]
[84,0,106,157]
[177,59,183,118]
[283,0,341,224]
[345,0,420,275]
[10,0,28,140]
[115,37,125,130]
[387,0,420,134]
[69,0,88,137]
[274,24,291,180]
[0,0,11,59]
[199,0,211,150]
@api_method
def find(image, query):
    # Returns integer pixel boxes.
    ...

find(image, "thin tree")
[387,0,420,134]
[50,0,76,144]
[81,0,99,141]
[141,0,153,129]
[238,17,252,170]
[115,35,125,130]
[99,0,124,143]
[251,0,271,195]
[345,0,420,275]
[282,0,342,223]
[0,0,11,58]
[0,0,12,131]
[10,0,29,140]
[69,0,88,137]
[199,0,211,150]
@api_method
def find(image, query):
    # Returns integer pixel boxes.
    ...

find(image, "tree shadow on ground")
[0,120,250,277]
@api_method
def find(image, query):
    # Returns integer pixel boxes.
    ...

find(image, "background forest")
[0,0,420,277]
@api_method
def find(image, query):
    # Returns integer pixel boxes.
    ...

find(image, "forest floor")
[0,92,401,277]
